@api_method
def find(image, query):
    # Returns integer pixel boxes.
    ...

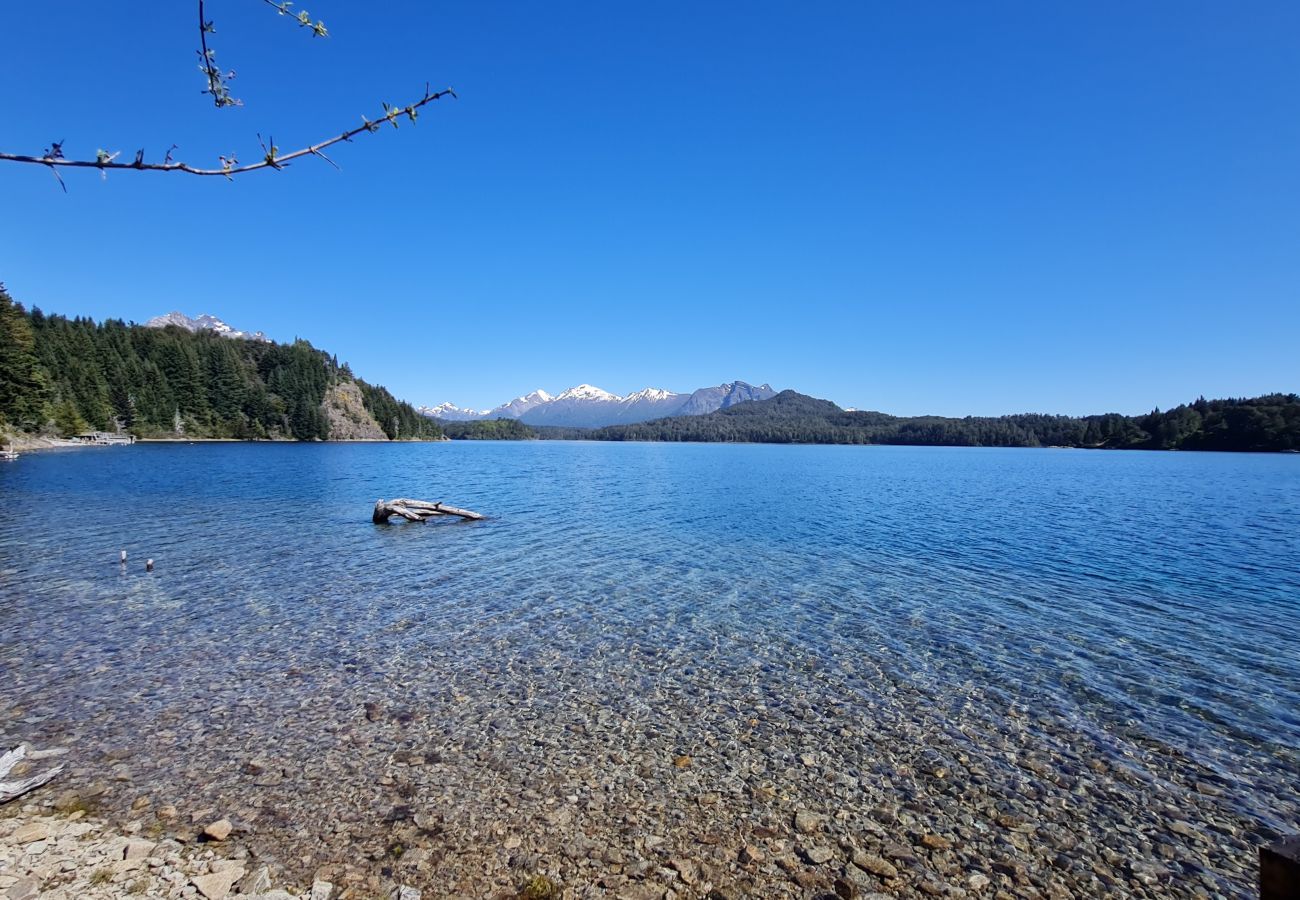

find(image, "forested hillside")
[0,286,440,441]
[438,419,536,440]
[578,391,1300,451]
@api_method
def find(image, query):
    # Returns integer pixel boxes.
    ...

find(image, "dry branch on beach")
[372,498,485,524]
[0,745,65,804]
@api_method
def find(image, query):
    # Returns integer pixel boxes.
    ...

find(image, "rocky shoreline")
[1,612,1281,899]
[0,676,1272,900]
[0,434,99,453]
[0,805,422,900]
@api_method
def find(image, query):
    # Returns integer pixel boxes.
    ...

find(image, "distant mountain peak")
[677,380,777,416]
[416,401,487,420]
[624,387,681,403]
[485,389,555,419]
[555,384,620,402]
[145,311,269,342]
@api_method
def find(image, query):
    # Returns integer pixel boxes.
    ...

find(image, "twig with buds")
[0,86,456,182]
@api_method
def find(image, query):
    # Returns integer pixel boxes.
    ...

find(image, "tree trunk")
[373,498,485,524]
[0,745,64,804]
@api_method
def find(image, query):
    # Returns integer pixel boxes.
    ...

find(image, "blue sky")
[2,2,1297,416]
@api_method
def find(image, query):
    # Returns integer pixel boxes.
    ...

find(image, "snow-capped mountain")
[553,384,619,403]
[145,311,269,342]
[625,388,677,402]
[618,387,691,423]
[416,402,487,421]
[417,390,554,422]
[421,381,777,428]
[488,390,554,419]
[521,385,685,428]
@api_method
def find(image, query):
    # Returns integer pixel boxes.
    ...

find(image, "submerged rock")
[794,809,826,834]
[202,818,233,842]
[851,851,898,880]
[239,865,273,894]
[191,868,245,899]
[803,845,834,864]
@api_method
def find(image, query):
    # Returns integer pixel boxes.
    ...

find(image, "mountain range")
[146,311,270,343]
[421,381,777,428]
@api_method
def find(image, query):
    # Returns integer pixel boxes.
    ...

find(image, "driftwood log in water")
[373,498,485,524]
[0,745,65,804]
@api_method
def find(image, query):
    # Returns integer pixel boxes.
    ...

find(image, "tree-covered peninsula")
[0,287,440,441]
[438,419,536,440]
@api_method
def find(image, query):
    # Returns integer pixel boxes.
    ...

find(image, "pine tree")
[51,397,88,437]
[0,287,50,428]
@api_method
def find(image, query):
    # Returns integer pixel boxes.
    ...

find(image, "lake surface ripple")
[1,443,1297,898]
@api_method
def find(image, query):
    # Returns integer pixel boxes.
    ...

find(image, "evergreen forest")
[438,419,536,440]
[0,287,441,441]
[473,391,1300,452]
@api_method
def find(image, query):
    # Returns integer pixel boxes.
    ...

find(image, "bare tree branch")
[197,0,240,108]
[0,86,456,180]
[199,1,326,107]
[261,0,328,37]
[4,4,447,186]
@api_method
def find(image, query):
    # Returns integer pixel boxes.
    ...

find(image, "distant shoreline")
[2,434,100,453]
[471,437,1300,454]
[134,437,449,444]
[1,434,447,454]
[5,433,1297,454]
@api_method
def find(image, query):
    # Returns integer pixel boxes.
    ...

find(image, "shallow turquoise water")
[1,442,1297,894]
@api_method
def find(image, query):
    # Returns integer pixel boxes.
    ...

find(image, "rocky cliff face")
[321,383,388,440]
[676,381,776,416]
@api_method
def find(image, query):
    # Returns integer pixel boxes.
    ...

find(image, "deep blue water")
[1,441,1298,893]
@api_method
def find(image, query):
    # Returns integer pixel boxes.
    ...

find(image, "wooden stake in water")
[1262,835,1300,899]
